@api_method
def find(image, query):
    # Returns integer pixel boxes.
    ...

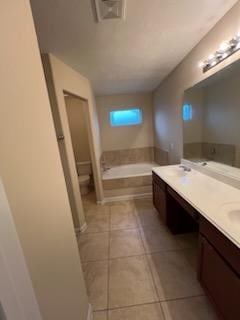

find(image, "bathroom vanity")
[152,166,240,320]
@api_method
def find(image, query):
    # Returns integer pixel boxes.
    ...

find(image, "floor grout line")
[82,194,204,318]
[93,292,206,313]
[106,205,111,320]
[138,224,165,317]
[81,247,197,264]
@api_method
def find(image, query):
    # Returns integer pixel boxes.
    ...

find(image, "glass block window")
[110,108,142,127]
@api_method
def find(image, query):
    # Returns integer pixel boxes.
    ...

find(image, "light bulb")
[221,52,228,59]
[236,41,240,50]
[219,41,230,52]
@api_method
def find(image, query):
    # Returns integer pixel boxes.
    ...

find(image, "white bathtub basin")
[102,162,158,180]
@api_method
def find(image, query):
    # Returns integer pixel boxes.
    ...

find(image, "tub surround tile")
[109,255,157,308]
[183,142,203,161]
[104,186,152,199]
[102,147,154,167]
[119,149,137,165]
[78,232,109,262]
[83,261,108,311]
[108,303,164,320]
[109,229,145,258]
[147,251,203,301]
[135,147,154,163]
[103,175,152,190]
[162,296,218,320]
[102,150,121,167]
[202,142,236,166]
[184,142,236,166]
[154,147,169,166]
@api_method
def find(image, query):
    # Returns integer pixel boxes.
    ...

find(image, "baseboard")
[103,192,152,203]
[87,304,93,320]
[75,222,87,238]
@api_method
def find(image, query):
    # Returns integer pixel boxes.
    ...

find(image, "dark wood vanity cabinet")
[152,172,167,223]
[199,217,240,320]
[152,172,197,234]
[152,171,240,319]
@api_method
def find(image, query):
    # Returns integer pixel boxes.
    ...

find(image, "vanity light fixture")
[199,33,240,73]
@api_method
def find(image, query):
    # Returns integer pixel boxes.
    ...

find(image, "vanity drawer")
[199,235,240,320]
[152,172,166,191]
[200,217,240,275]
[167,186,199,222]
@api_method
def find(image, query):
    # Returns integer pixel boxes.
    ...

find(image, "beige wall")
[65,96,91,163]
[96,93,154,151]
[153,2,240,164]
[43,54,104,210]
[0,1,88,320]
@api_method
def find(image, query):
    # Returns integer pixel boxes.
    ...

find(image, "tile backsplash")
[101,147,154,166]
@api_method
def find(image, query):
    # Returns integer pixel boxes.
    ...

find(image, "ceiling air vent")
[94,0,126,22]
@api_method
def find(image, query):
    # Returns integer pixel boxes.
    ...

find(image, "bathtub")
[102,162,159,200]
[102,162,158,180]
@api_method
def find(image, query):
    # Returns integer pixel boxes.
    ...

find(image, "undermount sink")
[218,202,240,232]
[228,210,240,224]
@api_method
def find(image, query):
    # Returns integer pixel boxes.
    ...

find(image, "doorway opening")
[63,92,97,206]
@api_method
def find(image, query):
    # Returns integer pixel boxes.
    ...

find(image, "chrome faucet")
[102,161,111,172]
[179,164,191,172]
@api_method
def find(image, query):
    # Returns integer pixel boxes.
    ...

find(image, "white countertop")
[153,165,240,248]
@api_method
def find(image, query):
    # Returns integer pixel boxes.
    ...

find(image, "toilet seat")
[79,175,90,184]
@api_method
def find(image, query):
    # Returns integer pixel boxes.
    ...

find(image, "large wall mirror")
[183,59,240,169]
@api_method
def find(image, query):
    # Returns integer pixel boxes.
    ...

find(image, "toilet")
[76,161,92,195]
[78,175,91,195]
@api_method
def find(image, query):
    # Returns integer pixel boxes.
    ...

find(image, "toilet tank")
[76,161,92,176]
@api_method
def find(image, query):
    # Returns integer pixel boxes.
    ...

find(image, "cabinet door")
[152,182,166,223]
[199,236,240,320]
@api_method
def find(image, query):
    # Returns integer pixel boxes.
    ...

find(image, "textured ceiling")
[30,0,237,95]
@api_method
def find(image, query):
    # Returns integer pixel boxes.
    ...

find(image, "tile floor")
[79,192,218,320]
